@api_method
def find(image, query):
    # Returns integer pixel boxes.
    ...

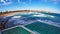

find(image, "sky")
[0,0,60,13]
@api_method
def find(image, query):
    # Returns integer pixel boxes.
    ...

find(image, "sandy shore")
[0,10,32,17]
[0,12,21,17]
[0,10,48,17]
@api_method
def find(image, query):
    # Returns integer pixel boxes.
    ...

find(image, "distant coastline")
[0,10,50,17]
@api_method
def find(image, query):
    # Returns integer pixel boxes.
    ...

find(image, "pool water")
[25,21,60,34]
[2,26,32,34]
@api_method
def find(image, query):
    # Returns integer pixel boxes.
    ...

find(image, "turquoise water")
[2,26,31,34]
[25,21,60,34]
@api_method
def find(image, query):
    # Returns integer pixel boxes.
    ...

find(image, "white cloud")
[2,2,12,5]
[29,0,32,3]
[50,0,60,4]
[18,0,26,4]
[40,0,60,4]
[39,0,48,2]
[0,0,6,3]
[0,0,12,5]
[18,0,21,3]
[52,0,58,4]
